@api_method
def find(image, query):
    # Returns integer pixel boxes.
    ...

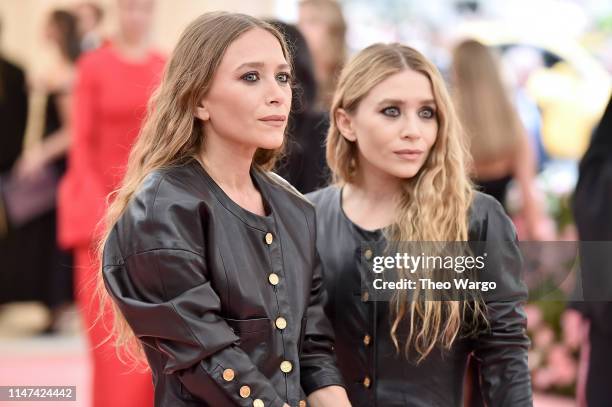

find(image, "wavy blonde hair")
[95,12,291,365]
[327,43,485,362]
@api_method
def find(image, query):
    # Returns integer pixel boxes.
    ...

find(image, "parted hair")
[96,11,291,365]
[327,43,485,362]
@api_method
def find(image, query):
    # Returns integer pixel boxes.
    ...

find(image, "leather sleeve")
[102,180,285,407]
[299,248,345,395]
[473,198,533,407]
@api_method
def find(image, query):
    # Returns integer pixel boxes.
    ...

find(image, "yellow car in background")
[456,21,611,160]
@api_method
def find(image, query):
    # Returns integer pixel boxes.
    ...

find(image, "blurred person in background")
[269,20,330,193]
[298,0,347,110]
[58,0,164,405]
[6,9,81,334]
[74,2,105,52]
[451,39,553,241]
[571,95,612,407]
[0,17,29,305]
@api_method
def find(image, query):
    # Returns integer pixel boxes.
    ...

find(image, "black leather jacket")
[102,160,344,407]
[307,186,533,407]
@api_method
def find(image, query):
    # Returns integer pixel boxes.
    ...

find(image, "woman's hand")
[307,385,351,407]
[13,143,49,181]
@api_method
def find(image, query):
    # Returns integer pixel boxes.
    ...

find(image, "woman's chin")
[256,133,285,150]
[386,164,423,180]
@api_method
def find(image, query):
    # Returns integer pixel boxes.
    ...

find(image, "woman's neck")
[199,131,266,216]
[343,166,403,231]
[112,34,150,62]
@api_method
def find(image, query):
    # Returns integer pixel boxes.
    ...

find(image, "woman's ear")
[195,102,210,121]
[335,108,356,142]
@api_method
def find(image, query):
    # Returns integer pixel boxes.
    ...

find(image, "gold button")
[275,317,287,330]
[363,334,371,346]
[222,368,235,382]
[239,385,251,398]
[265,232,273,245]
[253,399,264,407]
[361,291,369,302]
[299,401,307,407]
[363,376,371,388]
[280,360,293,373]
[364,248,373,260]
[268,273,279,286]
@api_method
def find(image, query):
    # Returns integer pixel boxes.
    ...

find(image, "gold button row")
[265,232,274,245]
[224,370,279,405]
[363,376,371,388]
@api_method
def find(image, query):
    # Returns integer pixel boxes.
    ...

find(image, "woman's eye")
[276,72,291,84]
[381,106,400,117]
[241,72,259,82]
[419,107,436,119]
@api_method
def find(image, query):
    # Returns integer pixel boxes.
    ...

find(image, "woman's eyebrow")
[234,62,291,71]
[376,98,436,107]
[376,98,405,107]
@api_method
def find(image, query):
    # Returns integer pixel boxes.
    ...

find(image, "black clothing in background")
[0,91,73,308]
[474,174,513,209]
[277,110,330,194]
[0,56,29,304]
[307,187,532,407]
[103,160,344,407]
[269,21,330,193]
[0,57,28,172]
[571,95,612,407]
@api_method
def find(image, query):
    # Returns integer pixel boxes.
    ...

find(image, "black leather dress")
[307,186,532,407]
[102,160,344,407]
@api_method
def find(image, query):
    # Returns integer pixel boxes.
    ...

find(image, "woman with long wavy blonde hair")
[307,43,532,406]
[98,11,350,407]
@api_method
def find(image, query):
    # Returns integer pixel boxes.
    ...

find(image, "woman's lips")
[394,149,424,160]
[259,115,287,127]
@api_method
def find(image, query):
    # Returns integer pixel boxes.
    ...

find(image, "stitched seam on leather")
[122,247,204,263]
[153,249,169,305]
[149,171,166,223]
[216,247,232,311]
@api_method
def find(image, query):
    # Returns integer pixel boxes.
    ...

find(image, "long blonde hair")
[451,39,523,164]
[327,43,485,362]
[95,12,290,364]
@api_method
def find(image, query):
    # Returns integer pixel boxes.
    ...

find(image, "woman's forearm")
[307,385,351,407]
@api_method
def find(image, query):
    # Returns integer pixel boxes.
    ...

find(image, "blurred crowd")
[0,0,610,406]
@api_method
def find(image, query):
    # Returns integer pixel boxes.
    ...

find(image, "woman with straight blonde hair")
[451,39,551,240]
[99,11,350,407]
[307,43,532,406]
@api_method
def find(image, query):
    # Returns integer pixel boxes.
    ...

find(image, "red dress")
[58,44,165,407]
